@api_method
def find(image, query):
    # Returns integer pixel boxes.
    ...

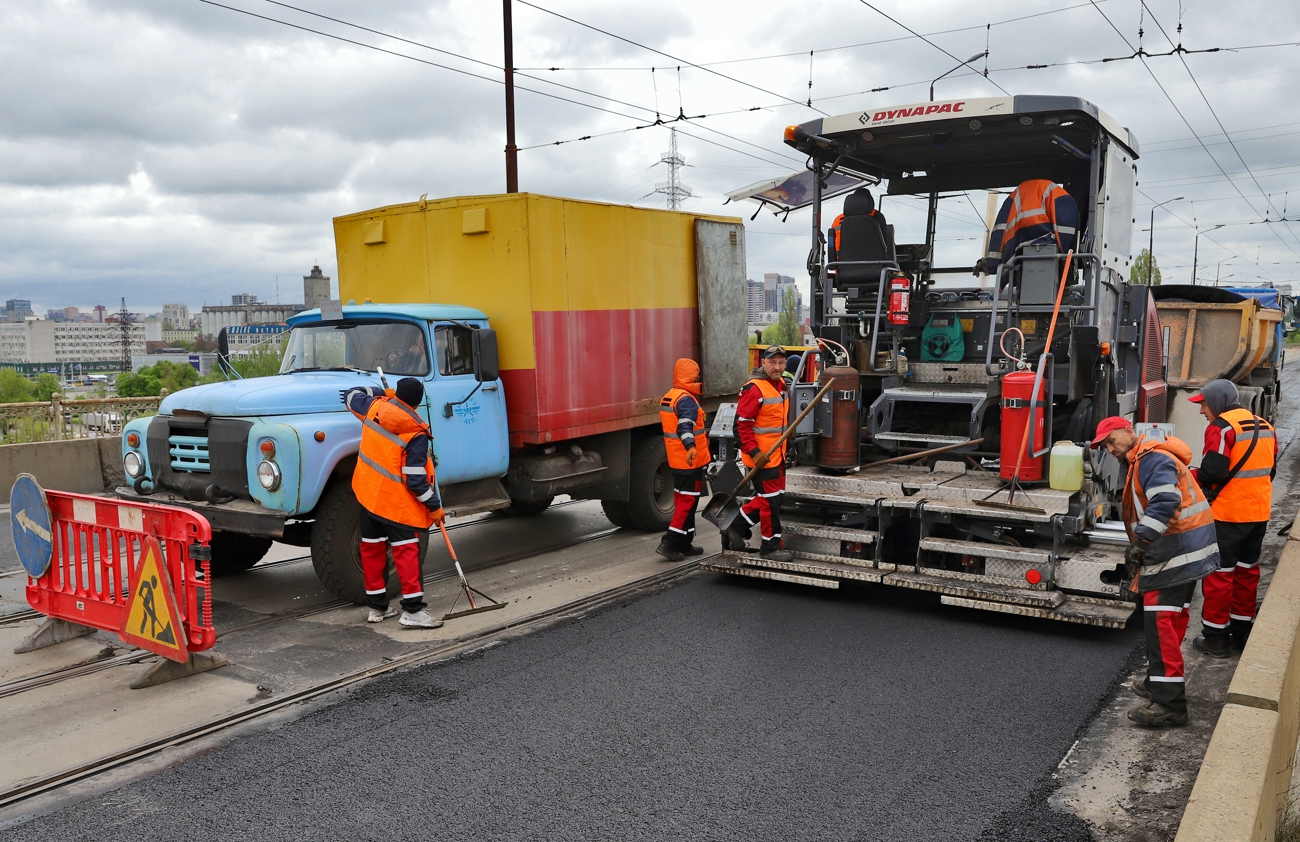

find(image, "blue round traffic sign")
[10,474,53,578]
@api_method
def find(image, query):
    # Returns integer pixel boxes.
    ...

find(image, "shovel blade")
[702,492,741,531]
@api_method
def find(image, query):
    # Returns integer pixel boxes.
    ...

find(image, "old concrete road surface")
[6,569,1136,841]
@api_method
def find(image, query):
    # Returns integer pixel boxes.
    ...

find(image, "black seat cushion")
[836,189,893,285]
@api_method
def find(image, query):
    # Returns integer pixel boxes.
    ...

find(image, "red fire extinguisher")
[887,274,910,326]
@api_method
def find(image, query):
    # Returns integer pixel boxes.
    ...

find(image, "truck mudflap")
[115,486,288,537]
[701,550,1136,629]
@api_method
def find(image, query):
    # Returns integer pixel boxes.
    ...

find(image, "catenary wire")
[853,0,1010,96]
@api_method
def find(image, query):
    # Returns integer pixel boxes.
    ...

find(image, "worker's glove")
[685,447,697,465]
[749,448,768,470]
[1124,539,1150,575]
[429,507,446,527]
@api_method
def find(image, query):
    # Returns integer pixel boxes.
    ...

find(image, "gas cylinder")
[817,366,861,472]
[999,370,1046,481]
[887,274,910,326]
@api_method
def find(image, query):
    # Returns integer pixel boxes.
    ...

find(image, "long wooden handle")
[733,378,837,491]
[437,520,458,563]
[859,437,985,471]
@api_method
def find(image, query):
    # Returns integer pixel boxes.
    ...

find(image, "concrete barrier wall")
[0,437,121,503]
[1176,509,1300,841]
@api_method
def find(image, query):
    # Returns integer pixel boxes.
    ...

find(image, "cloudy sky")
[3,0,1299,314]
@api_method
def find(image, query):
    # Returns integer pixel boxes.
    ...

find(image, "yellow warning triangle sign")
[119,536,189,662]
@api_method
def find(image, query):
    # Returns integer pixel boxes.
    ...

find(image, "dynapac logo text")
[871,102,965,122]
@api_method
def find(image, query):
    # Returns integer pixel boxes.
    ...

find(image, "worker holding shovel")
[727,346,795,561]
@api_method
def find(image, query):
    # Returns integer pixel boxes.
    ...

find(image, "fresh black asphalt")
[7,574,1139,841]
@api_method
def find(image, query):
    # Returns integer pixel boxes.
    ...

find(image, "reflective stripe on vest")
[1123,439,1218,578]
[659,387,710,471]
[741,377,788,469]
[1001,179,1069,254]
[352,397,437,529]
[1211,408,1276,522]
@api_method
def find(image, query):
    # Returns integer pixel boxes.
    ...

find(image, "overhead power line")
[854,0,1010,95]
[514,0,830,115]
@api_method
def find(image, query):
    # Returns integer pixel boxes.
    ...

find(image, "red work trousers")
[1201,520,1266,631]
[1142,581,1196,712]
[360,508,426,612]
[666,469,704,550]
[739,466,785,543]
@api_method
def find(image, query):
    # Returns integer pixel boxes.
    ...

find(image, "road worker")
[656,358,711,562]
[1188,379,1276,657]
[977,179,1078,276]
[783,353,802,385]
[344,377,445,629]
[727,345,794,562]
[1093,416,1219,727]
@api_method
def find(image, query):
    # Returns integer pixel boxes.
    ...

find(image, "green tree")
[32,373,60,402]
[0,370,33,403]
[116,370,162,397]
[1130,249,1163,286]
[150,359,199,393]
[200,347,285,384]
[761,286,801,346]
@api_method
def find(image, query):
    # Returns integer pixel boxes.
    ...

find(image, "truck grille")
[169,434,211,473]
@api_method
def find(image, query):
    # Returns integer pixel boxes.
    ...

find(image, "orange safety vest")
[659,388,711,471]
[830,209,879,251]
[1210,407,1276,522]
[740,377,788,470]
[992,179,1074,257]
[352,396,437,529]
[1122,435,1218,581]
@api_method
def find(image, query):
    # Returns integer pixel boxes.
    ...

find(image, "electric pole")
[653,128,692,211]
[117,298,132,372]
[503,0,518,193]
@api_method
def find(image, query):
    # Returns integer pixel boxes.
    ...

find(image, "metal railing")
[0,394,163,444]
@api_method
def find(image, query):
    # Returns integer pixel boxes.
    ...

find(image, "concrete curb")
[1176,509,1300,841]
[0,437,122,503]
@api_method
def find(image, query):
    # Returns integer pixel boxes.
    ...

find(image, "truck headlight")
[256,460,281,491]
[124,451,144,478]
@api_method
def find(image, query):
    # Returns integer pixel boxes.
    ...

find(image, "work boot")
[759,540,794,562]
[655,536,685,562]
[1193,632,1232,659]
[367,606,398,624]
[1131,678,1152,700]
[1128,702,1188,727]
[725,521,752,552]
[1230,619,1254,652]
[399,610,444,629]
[683,544,706,556]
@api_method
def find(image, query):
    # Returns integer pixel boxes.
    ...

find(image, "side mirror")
[472,328,499,382]
[217,328,230,357]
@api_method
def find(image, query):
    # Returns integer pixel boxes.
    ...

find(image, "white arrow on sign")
[15,509,51,543]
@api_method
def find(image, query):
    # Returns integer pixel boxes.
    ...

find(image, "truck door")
[424,321,510,484]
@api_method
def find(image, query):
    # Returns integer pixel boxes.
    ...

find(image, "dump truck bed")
[334,193,749,447]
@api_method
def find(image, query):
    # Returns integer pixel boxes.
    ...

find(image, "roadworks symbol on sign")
[119,536,189,662]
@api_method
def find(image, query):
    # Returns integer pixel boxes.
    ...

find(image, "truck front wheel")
[310,482,428,604]
[625,435,675,531]
[208,532,273,576]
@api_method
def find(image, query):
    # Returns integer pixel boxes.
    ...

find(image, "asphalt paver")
[7,573,1139,841]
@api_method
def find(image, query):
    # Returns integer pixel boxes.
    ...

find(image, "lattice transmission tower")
[118,298,133,371]
[653,129,692,211]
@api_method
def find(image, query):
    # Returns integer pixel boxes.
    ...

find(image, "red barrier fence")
[25,491,214,658]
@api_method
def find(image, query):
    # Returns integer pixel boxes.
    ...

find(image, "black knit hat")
[395,377,424,407]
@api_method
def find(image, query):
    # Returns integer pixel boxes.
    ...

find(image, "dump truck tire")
[504,497,554,516]
[208,532,273,576]
[625,435,674,531]
[600,499,637,529]
[310,482,426,604]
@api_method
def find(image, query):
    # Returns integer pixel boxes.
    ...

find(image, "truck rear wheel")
[208,532,273,576]
[625,435,675,531]
[600,499,637,529]
[310,482,428,605]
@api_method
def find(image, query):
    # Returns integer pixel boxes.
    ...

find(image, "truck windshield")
[280,322,430,376]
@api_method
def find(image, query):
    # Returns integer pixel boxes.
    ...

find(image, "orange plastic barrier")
[24,491,213,661]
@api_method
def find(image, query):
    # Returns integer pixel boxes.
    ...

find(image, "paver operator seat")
[830,188,896,290]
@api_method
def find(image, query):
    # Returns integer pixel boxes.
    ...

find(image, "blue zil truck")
[117,194,749,602]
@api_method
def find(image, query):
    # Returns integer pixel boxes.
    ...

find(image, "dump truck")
[705,95,1168,628]
[1154,284,1284,463]
[118,194,749,602]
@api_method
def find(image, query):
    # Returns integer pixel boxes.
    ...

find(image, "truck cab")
[119,304,509,599]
